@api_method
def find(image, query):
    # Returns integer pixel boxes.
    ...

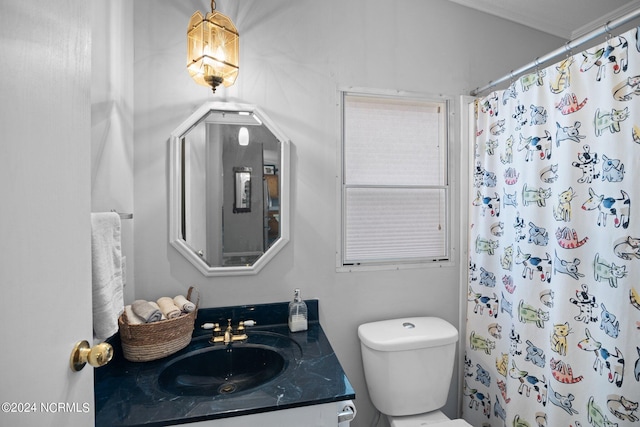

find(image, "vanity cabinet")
[187,401,353,426]
[95,301,355,427]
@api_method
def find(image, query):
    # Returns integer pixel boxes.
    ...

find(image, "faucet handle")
[237,320,256,333]
[209,322,225,344]
[201,322,221,330]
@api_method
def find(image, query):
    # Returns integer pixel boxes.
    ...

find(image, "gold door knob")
[69,340,113,372]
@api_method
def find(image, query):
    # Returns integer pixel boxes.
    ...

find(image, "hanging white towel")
[91,212,125,340]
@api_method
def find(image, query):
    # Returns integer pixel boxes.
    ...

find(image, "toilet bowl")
[358,317,472,427]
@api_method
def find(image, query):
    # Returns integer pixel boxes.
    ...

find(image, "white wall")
[91,0,135,303]
[132,1,563,425]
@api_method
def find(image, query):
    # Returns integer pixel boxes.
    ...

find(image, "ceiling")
[445,0,640,39]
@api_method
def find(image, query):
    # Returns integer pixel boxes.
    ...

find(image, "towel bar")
[110,210,133,220]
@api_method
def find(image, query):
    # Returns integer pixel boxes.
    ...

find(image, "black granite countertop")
[94,300,355,427]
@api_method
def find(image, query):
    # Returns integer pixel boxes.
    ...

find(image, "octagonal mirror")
[169,102,290,276]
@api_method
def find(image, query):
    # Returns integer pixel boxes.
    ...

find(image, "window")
[339,91,449,269]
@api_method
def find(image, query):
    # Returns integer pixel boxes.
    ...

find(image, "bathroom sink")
[158,344,286,396]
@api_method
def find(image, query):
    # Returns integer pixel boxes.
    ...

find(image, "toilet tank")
[358,317,458,417]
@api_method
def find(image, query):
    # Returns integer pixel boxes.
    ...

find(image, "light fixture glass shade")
[238,127,249,146]
[187,9,239,92]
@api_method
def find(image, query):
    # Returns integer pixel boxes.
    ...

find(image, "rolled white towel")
[149,302,167,320]
[131,300,162,323]
[174,295,196,313]
[124,305,145,325]
[157,297,181,319]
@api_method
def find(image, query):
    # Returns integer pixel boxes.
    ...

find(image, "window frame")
[336,88,453,272]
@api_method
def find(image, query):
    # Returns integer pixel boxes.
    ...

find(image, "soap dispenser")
[288,288,308,332]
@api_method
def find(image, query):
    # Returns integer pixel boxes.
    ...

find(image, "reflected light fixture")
[187,0,239,93]
[238,127,249,146]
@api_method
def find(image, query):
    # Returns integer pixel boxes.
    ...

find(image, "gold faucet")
[210,319,249,344]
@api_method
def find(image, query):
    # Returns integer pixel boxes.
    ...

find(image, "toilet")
[358,317,472,427]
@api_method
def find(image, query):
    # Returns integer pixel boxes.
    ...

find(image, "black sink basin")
[158,344,286,396]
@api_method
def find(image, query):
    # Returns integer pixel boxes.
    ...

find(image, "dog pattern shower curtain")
[465,26,640,427]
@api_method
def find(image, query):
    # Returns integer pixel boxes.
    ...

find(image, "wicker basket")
[118,287,199,362]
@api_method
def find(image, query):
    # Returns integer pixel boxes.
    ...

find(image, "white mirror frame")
[169,102,290,276]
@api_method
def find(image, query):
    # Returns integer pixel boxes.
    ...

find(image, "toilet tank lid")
[358,317,458,352]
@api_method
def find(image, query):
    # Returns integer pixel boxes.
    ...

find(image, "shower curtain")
[465,26,640,427]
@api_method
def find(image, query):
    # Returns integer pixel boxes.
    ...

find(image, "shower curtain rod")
[470,7,640,97]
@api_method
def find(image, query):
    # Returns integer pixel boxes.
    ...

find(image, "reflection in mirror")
[233,167,252,213]
[169,103,289,276]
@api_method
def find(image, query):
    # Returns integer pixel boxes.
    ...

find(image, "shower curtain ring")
[604,21,613,41]
[564,41,572,58]
[534,57,541,75]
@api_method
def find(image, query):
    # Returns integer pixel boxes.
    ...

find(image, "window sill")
[336,259,454,273]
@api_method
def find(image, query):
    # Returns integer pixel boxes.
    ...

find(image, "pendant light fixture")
[187,1,239,93]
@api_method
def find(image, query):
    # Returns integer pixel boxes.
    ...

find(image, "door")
[0,1,94,426]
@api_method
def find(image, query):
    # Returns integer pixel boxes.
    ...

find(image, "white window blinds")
[342,93,448,265]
